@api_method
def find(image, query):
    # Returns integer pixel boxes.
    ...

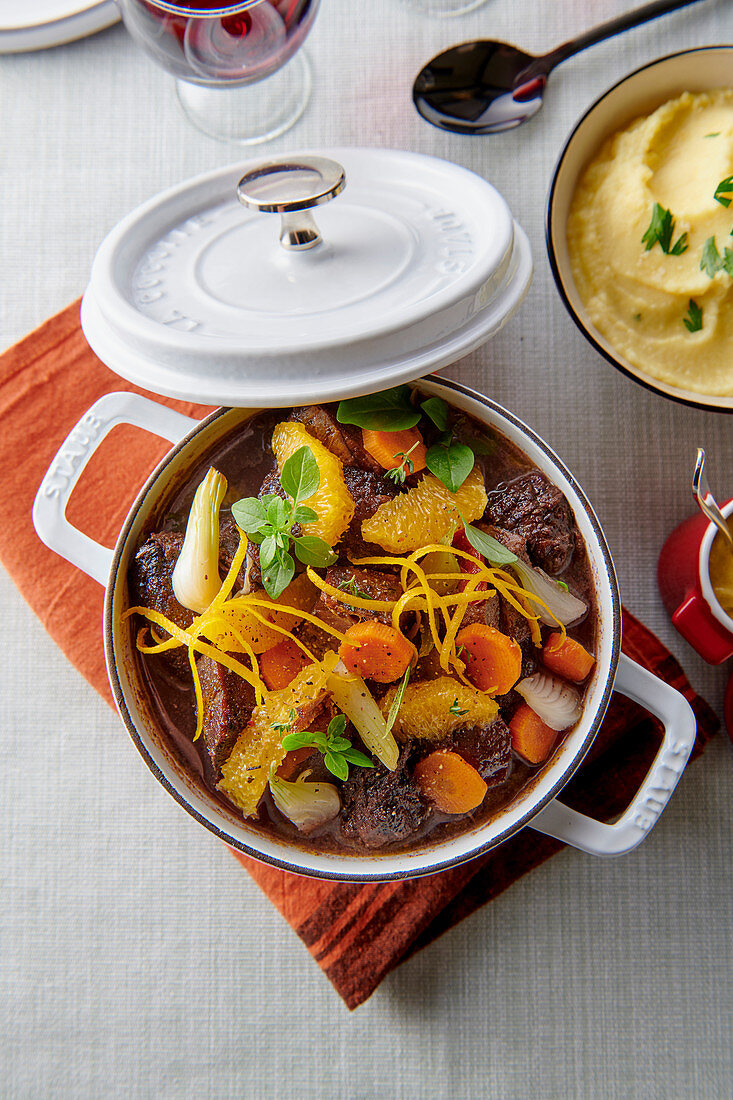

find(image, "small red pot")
[658,500,733,666]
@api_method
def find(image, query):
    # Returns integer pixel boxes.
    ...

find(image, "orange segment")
[361,465,487,553]
[379,675,498,741]
[271,421,355,547]
[219,660,331,816]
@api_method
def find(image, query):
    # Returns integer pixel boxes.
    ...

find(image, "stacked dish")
[0,0,118,53]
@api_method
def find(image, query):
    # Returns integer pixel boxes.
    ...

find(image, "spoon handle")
[534,0,704,75]
[692,447,733,552]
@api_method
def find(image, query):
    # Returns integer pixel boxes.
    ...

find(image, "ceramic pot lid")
[81,147,532,406]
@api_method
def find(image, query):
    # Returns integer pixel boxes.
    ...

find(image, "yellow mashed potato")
[568,89,733,396]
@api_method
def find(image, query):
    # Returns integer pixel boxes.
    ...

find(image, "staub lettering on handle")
[631,741,690,832]
[41,412,104,500]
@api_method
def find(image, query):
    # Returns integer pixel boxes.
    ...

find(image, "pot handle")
[32,391,200,587]
[528,653,696,856]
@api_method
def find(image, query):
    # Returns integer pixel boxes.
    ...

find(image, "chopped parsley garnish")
[336,574,372,601]
[281,714,374,781]
[641,203,688,255]
[449,698,468,717]
[701,236,722,278]
[270,708,297,735]
[384,441,421,485]
[700,236,733,278]
[705,132,721,138]
[633,312,642,322]
[713,175,733,208]
[683,299,703,333]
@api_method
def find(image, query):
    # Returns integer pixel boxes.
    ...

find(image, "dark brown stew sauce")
[129,400,596,855]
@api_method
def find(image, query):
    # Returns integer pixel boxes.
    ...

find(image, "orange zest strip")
[209,527,249,612]
[236,596,346,642]
[189,646,205,741]
[123,606,265,695]
[441,573,484,677]
[215,601,318,663]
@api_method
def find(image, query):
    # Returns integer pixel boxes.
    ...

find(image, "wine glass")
[117,0,321,145]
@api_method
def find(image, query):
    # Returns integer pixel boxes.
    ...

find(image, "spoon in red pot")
[413,0,703,134]
[692,448,733,554]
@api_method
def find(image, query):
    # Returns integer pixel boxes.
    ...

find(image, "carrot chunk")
[455,623,522,694]
[361,427,427,475]
[414,750,488,813]
[509,703,558,765]
[260,637,311,691]
[338,621,417,683]
[542,633,595,683]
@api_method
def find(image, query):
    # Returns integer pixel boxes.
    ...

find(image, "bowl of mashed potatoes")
[547,47,733,412]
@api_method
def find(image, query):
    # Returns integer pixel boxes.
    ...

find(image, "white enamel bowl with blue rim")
[547,46,733,414]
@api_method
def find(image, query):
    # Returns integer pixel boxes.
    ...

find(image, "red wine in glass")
[118,0,320,142]
[123,0,318,87]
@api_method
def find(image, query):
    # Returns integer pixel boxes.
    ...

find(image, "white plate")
[0,1,119,53]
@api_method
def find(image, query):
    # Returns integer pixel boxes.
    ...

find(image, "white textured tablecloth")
[2,2,732,1097]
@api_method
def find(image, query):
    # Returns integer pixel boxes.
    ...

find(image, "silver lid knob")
[236,156,346,251]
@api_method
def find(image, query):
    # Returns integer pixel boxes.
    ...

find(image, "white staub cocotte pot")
[32,150,695,881]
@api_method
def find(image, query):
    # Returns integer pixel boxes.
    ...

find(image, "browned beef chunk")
[312,564,402,633]
[130,532,191,628]
[197,655,255,776]
[459,590,501,629]
[448,717,512,788]
[340,750,429,850]
[129,532,194,677]
[258,466,285,501]
[341,466,400,555]
[292,619,339,662]
[478,523,530,564]
[290,405,381,473]
[498,601,537,680]
[219,516,248,592]
[471,523,536,673]
[483,471,574,575]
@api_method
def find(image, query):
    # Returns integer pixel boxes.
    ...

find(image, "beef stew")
[126,388,597,854]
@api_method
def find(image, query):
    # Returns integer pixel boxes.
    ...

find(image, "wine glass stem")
[174,49,312,145]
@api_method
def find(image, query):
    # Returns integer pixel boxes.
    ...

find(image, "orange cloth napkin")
[0,300,719,1009]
